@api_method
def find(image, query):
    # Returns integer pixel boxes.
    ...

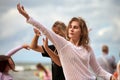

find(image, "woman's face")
[68,21,81,40]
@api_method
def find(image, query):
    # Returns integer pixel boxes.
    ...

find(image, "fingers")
[17,3,20,8]
[33,28,41,36]
[22,6,24,10]
[46,37,48,42]
[42,38,46,44]
[17,3,21,10]
[33,28,39,32]
[42,37,49,49]
[43,37,48,42]
[17,3,23,14]
[42,38,45,42]
[17,3,30,20]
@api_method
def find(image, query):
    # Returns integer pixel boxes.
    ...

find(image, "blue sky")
[0,0,120,63]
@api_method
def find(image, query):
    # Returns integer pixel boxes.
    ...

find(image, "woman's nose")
[70,28,74,32]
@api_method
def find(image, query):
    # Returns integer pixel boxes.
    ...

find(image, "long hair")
[52,21,67,38]
[67,17,90,51]
[0,55,16,72]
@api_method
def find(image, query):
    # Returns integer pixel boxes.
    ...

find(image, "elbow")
[30,45,37,50]
[55,62,61,67]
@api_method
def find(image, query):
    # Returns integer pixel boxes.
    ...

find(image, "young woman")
[29,21,66,80]
[17,3,116,80]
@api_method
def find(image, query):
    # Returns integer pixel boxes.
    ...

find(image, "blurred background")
[0,0,120,80]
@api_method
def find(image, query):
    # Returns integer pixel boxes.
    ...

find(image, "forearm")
[30,34,39,49]
[45,47,61,66]
[6,45,23,56]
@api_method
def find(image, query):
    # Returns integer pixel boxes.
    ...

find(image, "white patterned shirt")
[27,17,112,80]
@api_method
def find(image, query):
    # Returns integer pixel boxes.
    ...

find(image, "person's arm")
[43,37,61,66]
[30,28,44,53]
[89,47,115,80]
[17,3,67,51]
[30,28,55,58]
[6,44,29,56]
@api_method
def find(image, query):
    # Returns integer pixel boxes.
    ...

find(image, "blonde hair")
[52,21,67,38]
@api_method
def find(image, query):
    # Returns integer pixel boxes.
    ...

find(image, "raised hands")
[43,37,49,50]
[17,3,30,20]
[33,28,41,36]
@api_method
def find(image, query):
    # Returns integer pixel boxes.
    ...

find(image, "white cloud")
[0,8,30,39]
[97,18,120,43]
[98,27,110,36]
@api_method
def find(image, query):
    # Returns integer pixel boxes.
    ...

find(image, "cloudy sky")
[0,0,120,63]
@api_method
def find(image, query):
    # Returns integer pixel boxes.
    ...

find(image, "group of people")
[0,3,120,80]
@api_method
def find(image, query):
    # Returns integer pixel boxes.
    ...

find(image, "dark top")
[42,45,65,80]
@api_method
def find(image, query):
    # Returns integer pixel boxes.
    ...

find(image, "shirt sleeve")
[5,45,23,56]
[27,17,67,52]
[89,47,112,80]
[42,45,56,57]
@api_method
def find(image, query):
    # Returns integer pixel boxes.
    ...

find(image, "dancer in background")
[97,45,116,74]
[29,20,66,80]
[0,44,29,80]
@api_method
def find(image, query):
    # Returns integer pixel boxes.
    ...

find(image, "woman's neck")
[69,38,80,46]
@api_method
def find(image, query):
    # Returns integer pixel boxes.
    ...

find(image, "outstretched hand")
[17,3,30,20]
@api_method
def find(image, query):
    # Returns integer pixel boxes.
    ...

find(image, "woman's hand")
[43,37,49,50]
[22,44,30,50]
[17,3,30,20]
[33,28,41,36]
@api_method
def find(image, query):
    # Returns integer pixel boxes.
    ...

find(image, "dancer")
[0,44,29,80]
[17,3,116,80]
[29,20,66,80]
